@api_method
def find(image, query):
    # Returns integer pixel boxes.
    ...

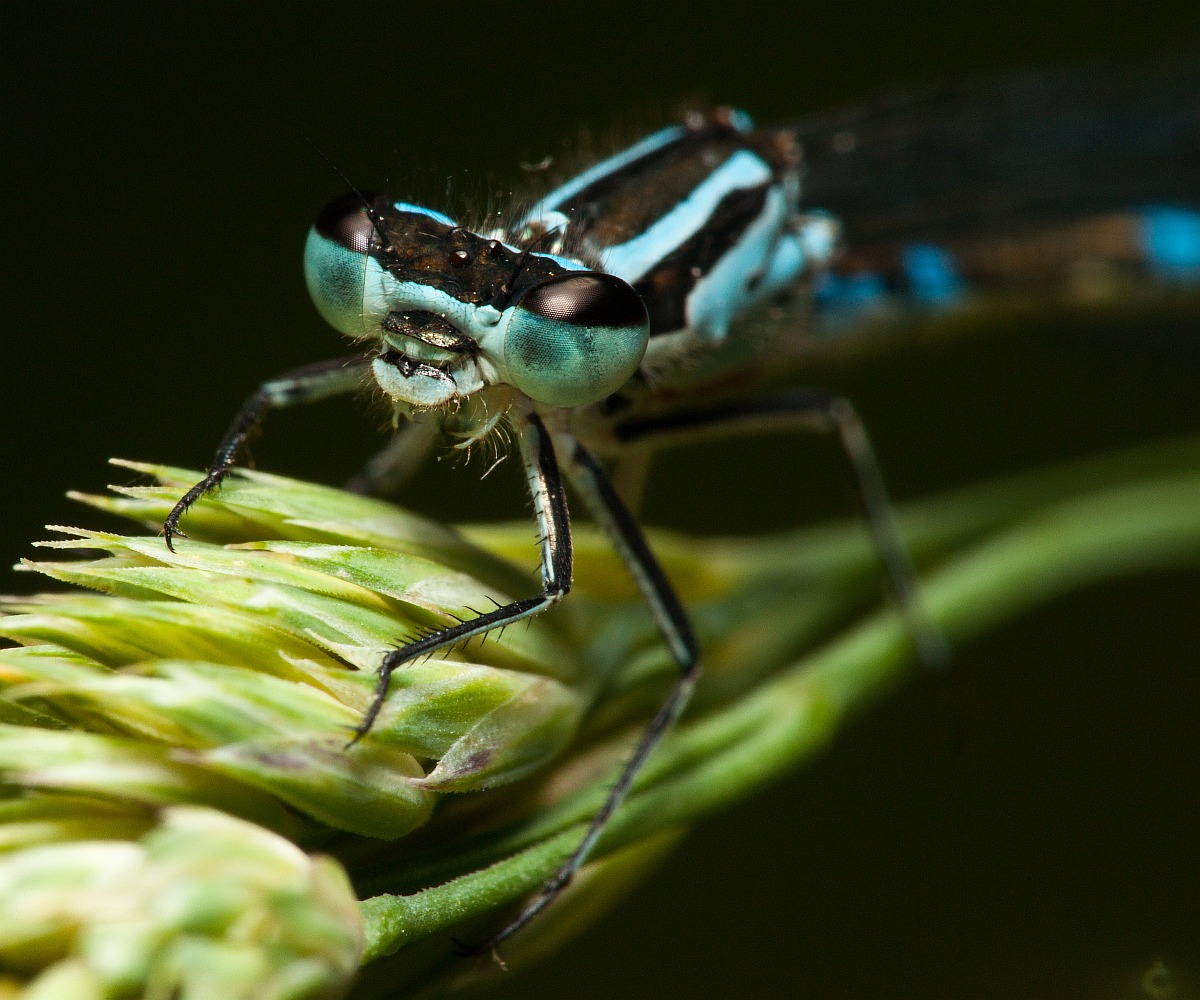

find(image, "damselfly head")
[304,192,650,411]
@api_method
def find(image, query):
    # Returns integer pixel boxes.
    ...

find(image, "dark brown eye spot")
[314,191,383,254]
[520,273,647,328]
[449,249,471,268]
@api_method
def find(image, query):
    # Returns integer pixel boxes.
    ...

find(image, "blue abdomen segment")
[900,243,967,306]
[813,270,890,312]
[1139,206,1200,280]
[811,242,966,324]
[811,205,1200,332]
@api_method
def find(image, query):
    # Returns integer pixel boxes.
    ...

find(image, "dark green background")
[4,7,1200,998]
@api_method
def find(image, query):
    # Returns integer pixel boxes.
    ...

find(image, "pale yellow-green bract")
[1,442,1198,998]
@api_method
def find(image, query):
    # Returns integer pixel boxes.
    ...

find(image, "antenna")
[303,134,398,258]
[502,220,569,296]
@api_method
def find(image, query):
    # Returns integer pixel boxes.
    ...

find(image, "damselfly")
[163,56,1200,950]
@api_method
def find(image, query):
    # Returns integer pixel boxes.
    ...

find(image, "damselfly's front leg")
[476,437,699,951]
[163,356,369,550]
[350,411,573,742]
[615,389,950,672]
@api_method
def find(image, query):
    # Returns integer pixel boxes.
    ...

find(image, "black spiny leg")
[616,389,951,672]
[163,356,369,550]
[474,438,699,952]
[349,411,573,743]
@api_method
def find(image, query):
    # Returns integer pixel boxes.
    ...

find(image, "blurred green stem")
[361,459,1200,961]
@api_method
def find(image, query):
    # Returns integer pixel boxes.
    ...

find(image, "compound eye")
[503,273,649,406]
[315,191,383,254]
[304,191,386,337]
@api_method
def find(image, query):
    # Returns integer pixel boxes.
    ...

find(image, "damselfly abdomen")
[164,57,1200,949]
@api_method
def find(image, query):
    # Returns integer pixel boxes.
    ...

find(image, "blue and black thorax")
[513,109,822,342]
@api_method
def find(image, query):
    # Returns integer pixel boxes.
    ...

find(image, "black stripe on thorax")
[636,182,772,335]
[558,122,800,256]
[548,117,746,222]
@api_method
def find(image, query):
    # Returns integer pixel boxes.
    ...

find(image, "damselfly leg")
[614,389,950,672]
[350,411,573,741]
[162,356,368,550]
[339,412,698,948]
[468,439,701,949]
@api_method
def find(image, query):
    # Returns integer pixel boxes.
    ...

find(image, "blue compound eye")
[303,192,384,337]
[503,273,649,406]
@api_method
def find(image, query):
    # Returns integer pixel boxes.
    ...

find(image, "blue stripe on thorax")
[531,251,590,272]
[1139,206,1200,279]
[813,271,890,313]
[685,183,796,338]
[599,150,774,284]
[523,124,688,219]
[813,240,967,320]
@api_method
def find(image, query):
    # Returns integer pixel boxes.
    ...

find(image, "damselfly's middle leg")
[614,388,951,672]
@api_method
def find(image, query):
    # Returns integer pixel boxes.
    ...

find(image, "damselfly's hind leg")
[614,388,950,672]
[162,356,369,550]
[468,436,699,953]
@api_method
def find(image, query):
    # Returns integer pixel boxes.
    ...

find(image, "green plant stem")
[360,469,1200,961]
[712,434,1200,582]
